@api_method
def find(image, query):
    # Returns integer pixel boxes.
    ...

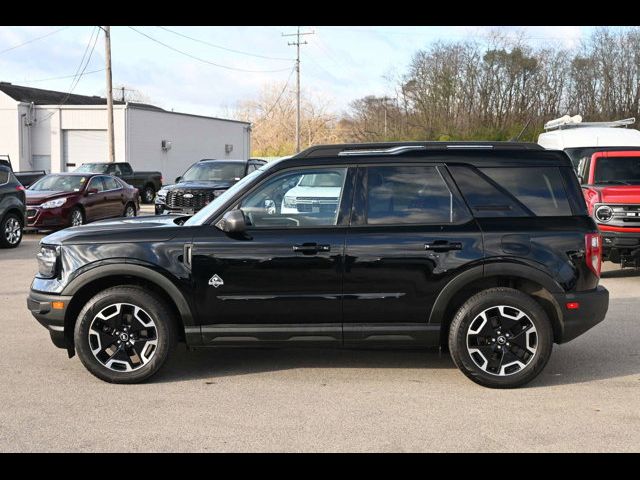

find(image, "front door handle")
[293,243,331,254]
[424,241,463,252]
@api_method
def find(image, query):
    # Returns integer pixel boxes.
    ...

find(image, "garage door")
[62,130,108,171]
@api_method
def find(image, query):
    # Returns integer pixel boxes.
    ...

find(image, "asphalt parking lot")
[1,208,639,452]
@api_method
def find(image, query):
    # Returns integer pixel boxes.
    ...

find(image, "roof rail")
[338,145,427,156]
[295,141,542,158]
[544,115,636,131]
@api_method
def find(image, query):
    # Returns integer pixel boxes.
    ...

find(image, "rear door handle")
[293,243,331,254]
[424,241,463,252]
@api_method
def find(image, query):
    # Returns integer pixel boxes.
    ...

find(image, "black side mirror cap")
[215,209,246,233]
[175,176,182,183]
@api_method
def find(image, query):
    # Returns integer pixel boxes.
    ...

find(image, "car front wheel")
[74,286,177,383]
[142,185,155,204]
[0,213,23,248]
[448,287,553,389]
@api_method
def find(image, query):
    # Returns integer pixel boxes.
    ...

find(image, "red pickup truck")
[578,150,640,266]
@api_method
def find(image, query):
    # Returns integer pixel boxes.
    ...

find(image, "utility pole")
[103,26,115,163]
[283,26,314,153]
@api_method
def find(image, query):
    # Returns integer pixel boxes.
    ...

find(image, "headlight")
[284,196,297,208]
[41,198,67,209]
[36,245,59,278]
[595,205,613,223]
[156,189,168,203]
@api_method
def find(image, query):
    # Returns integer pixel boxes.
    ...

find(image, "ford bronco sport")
[27,142,609,388]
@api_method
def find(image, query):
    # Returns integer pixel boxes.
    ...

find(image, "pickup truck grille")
[166,190,216,210]
[294,197,339,214]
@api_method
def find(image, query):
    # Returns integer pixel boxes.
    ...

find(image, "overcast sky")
[0,26,626,118]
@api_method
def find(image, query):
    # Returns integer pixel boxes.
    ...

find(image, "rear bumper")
[27,290,72,349]
[553,286,609,343]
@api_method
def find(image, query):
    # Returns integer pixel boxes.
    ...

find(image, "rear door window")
[0,168,9,185]
[364,165,469,225]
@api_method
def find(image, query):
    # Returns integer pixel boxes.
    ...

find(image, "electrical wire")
[38,27,101,123]
[128,26,293,73]
[157,26,293,62]
[0,26,70,56]
[259,66,296,120]
[22,68,104,83]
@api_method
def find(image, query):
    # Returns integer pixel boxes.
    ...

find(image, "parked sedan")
[26,173,139,230]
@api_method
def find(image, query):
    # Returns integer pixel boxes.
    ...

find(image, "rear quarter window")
[0,169,9,185]
[449,165,573,217]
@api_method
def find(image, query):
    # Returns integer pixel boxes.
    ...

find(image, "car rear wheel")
[0,213,23,248]
[448,287,553,389]
[123,203,136,217]
[142,185,155,204]
[74,286,177,383]
[70,207,84,227]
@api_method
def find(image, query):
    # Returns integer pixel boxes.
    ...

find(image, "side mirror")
[264,199,276,215]
[175,176,182,183]
[86,188,98,196]
[215,209,246,233]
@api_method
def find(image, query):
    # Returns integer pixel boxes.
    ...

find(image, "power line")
[128,26,293,73]
[260,66,296,120]
[157,26,293,62]
[0,26,69,56]
[22,68,104,84]
[38,27,100,123]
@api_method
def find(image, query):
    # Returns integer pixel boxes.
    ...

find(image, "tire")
[0,212,23,248]
[69,207,84,227]
[74,286,177,384]
[448,287,553,389]
[123,202,136,218]
[142,185,155,204]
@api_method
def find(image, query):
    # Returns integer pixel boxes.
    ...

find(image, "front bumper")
[599,229,640,255]
[553,286,609,343]
[155,202,196,216]
[27,290,72,349]
[26,205,70,229]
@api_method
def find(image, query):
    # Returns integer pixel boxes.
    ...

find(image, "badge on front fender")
[208,274,224,288]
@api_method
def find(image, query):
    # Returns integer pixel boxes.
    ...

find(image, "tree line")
[236,27,640,156]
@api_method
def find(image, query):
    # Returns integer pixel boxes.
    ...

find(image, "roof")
[198,159,250,164]
[538,127,640,150]
[295,141,545,159]
[0,82,127,106]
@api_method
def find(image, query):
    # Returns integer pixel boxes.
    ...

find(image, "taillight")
[585,233,602,277]
[16,185,25,191]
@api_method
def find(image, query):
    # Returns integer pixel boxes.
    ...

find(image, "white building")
[0,82,251,182]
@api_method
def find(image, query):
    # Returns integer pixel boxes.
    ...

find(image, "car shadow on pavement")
[600,267,640,279]
[157,346,456,383]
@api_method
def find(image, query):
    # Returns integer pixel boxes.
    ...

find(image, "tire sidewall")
[0,213,23,248]
[143,186,154,203]
[74,287,175,383]
[450,289,553,388]
[124,203,136,217]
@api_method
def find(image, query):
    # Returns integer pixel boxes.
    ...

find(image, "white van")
[537,115,640,169]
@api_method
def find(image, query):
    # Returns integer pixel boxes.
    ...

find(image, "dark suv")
[154,159,266,216]
[27,142,609,388]
[0,164,26,248]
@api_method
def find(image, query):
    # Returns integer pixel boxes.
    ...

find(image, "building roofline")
[127,103,250,125]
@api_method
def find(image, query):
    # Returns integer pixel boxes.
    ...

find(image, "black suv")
[155,159,266,216]
[0,164,26,248]
[27,142,609,388]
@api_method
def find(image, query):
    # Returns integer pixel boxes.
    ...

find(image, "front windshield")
[182,162,245,182]
[185,164,274,226]
[75,163,108,173]
[29,175,88,192]
[594,156,640,184]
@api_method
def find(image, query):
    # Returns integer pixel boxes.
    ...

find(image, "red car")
[579,150,640,266]
[26,173,139,230]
